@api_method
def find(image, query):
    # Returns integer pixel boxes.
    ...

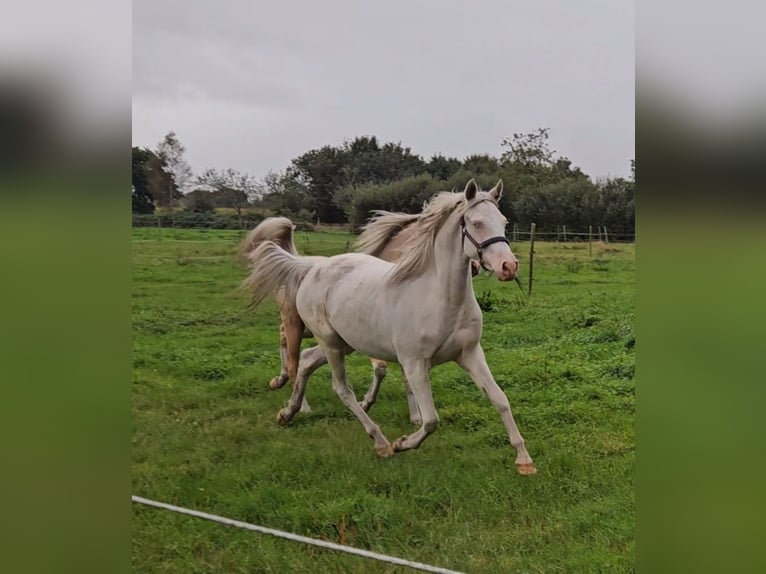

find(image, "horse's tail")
[241,241,314,308]
[238,216,298,265]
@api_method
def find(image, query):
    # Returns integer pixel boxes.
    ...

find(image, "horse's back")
[296,253,398,358]
[297,253,390,310]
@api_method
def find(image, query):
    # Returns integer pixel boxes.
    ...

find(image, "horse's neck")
[430,212,474,307]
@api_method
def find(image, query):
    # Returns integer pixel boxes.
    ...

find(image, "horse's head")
[461,179,519,281]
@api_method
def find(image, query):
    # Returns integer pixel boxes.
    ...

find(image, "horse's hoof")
[359,400,371,413]
[375,444,394,458]
[516,462,537,475]
[269,377,283,390]
[276,410,290,426]
[392,435,408,452]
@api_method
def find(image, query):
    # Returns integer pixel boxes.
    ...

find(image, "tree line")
[132,128,634,235]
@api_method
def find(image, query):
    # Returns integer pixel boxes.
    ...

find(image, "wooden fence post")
[589,225,593,257]
[604,226,609,243]
[513,222,518,243]
[563,224,567,242]
[528,223,536,296]
[157,215,162,242]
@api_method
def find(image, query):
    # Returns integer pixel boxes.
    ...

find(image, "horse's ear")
[489,179,503,200]
[464,179,478,201]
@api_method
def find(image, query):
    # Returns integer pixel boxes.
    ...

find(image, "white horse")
[239,217,397,414]
[240,213,480,421]
[244,179,535,474]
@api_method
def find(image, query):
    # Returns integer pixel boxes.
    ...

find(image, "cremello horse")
[240,212,480,420]
[244,180,535,475]
[239,217,388,413]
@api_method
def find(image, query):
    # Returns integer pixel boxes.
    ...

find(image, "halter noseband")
[459,199,510,271]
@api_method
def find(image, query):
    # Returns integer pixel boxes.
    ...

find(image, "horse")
[243,179,536,475]
[239,214,480,419]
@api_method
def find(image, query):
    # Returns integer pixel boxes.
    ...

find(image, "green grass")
[132,229,634,573]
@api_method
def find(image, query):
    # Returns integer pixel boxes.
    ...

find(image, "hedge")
[132,212,264,230]
[131,211,317,232]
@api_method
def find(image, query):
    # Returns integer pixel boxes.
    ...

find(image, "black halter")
[460,199,510,271]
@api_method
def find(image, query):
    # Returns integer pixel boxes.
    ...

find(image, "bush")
[476,290,499,312]
[132,211,265,230]
[340,173,445,228]
[184,190,216,213]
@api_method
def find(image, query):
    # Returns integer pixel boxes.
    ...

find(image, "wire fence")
[132,223,635,244]
[133,227,634,295]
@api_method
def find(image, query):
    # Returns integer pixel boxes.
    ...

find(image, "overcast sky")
[133,1,634,181]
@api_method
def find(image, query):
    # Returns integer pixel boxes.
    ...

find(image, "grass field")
[132,227,635,573]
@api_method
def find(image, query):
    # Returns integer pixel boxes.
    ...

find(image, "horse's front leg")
[402,373,422,425]
[392,359,438,452]
[457,344,536,475]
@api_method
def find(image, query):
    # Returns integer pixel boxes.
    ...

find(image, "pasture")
[132,227,635,573]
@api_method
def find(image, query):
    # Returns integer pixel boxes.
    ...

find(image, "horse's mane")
[354,211,421,256]
[387,190,499,283]
[386,192,469,283]
[238,217,297,264]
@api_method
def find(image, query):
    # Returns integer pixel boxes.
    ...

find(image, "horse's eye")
[474,220,484,229]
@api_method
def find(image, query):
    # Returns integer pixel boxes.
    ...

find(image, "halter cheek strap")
[459,201,510,271]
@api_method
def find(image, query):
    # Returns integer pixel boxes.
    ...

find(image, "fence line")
[133,219,634,242]
[132,239,237,244]
[132,495,466,574]
[132,232,636,243]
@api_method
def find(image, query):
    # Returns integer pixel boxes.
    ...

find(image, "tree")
[287,136,427,223]
[500,128,556,171]
[340,136,425,186]
[512,177,600,232]
[183,189,215,213]
[593,173,635,235]
[425,154,462,181]
[257,170,315,221]
[462,154,501,175]
[340,173,443,227]
[157,131,193,192]
[196,168,258,227]
[132,146,156,213]
[288,146,346,223]
[154,131,192,208]
[147,154,176,209]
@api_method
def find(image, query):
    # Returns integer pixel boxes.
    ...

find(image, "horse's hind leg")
[358,360,422,425]
[359,359,387,412]
[320,342,393,457]
[269,323,290,390]
[282,312,311,412]
[277,345,327,425]
[392,359,439,452]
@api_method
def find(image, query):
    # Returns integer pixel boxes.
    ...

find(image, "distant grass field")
[132,228,635,573]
